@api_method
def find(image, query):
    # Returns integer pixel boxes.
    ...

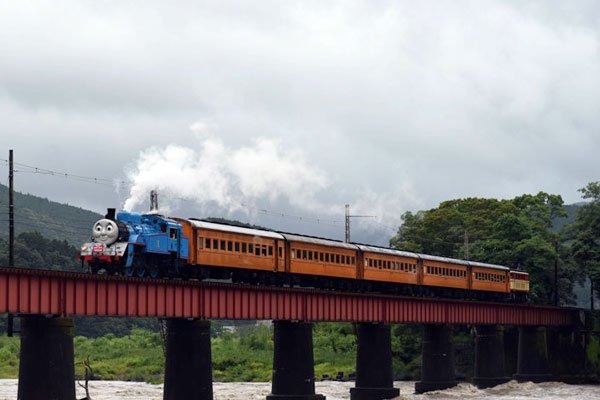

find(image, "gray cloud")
[0,1,599,244]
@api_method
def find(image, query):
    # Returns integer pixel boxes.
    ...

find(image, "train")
[80,208,530,302]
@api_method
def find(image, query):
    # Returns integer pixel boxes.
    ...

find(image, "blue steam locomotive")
[80,208,189,277]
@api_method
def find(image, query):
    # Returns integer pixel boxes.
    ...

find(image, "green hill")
[0,184,101,245]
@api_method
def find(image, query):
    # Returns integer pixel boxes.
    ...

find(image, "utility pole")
[554,240,559,307]
[345,205,350,243]
[463,230,469,260]
[8,149,14,268]
[344,204,375,243]
[591,277,595,311]
[7,150,14,337]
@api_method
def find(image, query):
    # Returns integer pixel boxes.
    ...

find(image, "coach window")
[268,246,273,257]
[255,246,260,256]
[351,256,355,265]
[170,229,178,239]
[198,237,204,249]
[235,242,240,252]
[291,249,295,258]
[319,252,324,262]
[227,241,233,252]
[220,240,226,251]
[308,251,313,261]
[249,244,254,254]
[261,246,267,256]
[242,243,247,253]
[278,247,282,258]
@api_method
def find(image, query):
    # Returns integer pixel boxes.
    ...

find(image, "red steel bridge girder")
[0,267,578,326]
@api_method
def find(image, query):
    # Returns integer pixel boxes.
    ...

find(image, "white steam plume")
[123,133,329,214]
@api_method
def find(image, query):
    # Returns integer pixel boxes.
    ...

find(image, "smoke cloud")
[122,130,330,215]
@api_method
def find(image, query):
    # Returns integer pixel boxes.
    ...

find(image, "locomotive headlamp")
[81,245,88,252]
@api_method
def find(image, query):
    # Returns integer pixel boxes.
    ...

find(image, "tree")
[569,182,600,297]
[390,192,576,304]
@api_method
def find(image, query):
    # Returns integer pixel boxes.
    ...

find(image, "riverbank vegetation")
[0,323,424,383]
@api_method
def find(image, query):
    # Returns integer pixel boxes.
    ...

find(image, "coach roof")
[188,219,285,240]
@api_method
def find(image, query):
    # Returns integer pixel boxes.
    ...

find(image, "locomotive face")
[92,219,119,245]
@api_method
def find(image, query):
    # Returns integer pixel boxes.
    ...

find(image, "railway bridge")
[0,267,586,400]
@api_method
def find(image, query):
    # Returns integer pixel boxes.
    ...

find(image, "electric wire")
[0,158,126,186]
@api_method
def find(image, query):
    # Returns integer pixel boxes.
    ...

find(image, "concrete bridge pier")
[163,319,213,400]
[514,326,551,383]
[473,325,509,388]
[548,327,588,380]
[415,324,457,394]
[17,315,75,400]
[267,321,325,400]
[350,323,399,400]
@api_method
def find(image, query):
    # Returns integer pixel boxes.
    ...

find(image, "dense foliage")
[567,182,600,297]
[389,192,579,304]
[0,232,80,271]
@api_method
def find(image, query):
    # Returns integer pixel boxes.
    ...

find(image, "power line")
[175,196,343,228]
[0,158,127,187]
[239,202,342,227]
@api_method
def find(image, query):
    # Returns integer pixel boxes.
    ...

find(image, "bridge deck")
[0,267,578,325]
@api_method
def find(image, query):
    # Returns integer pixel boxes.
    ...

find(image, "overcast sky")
[0,1,599,244]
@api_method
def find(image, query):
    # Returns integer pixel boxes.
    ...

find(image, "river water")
[0,379,598,399]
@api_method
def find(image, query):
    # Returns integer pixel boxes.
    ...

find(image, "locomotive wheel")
[147,263,159,278]
[134,266,146,278]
